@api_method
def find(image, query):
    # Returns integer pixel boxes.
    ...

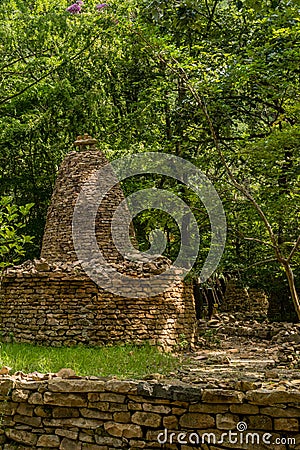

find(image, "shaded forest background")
[0,0,299,319]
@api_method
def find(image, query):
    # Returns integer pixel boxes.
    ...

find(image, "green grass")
[0,342,179,379]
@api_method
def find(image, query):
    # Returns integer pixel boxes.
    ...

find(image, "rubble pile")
[168,313,300,388]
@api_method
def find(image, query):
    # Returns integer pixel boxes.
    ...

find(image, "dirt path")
[165,314,300,390]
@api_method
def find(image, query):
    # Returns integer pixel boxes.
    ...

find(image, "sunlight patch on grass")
[0,342,179,378]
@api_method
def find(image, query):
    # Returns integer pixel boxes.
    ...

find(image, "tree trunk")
[282,261,300,320]
[133,31,300,320]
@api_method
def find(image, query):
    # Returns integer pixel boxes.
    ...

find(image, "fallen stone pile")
[199,313,300,342]
[167,313,300,389]
[3,255,173,279]
[198,313,300,368]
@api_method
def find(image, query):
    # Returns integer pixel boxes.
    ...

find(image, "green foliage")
[0,197,34,268]
[0,0,299,314]
[199,328,221,347]
[177,333,189,351]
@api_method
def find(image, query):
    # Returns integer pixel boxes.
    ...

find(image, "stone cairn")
[0,135,197,350]
[41,134,129,265]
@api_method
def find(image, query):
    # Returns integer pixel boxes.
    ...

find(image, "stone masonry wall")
[221,280,269,316]
[40,148,133,265]
[0,261,196,351]
[0,139,198,350]
[0,377,299,449]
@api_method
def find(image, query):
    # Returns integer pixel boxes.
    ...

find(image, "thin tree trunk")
[282,260,300,320]
[132,29,300,320]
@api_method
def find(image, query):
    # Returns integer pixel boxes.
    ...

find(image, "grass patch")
[0,342,179,379]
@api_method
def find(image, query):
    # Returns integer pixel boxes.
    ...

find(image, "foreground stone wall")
[0,377,299,449]
[0,262,196,351]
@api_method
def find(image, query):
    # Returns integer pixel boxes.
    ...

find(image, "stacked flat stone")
[221,280,269,316]
[0,259,195,350]
[41,135,133,264]
[0,377,299,448]
[0,136,197,351]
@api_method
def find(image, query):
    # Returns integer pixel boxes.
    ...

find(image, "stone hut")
[0,136,197,350]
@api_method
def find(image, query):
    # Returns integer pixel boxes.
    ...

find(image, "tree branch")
[287,235,300,263]
[241,258,277,271]
[243,237,277,249]
[0,49,54,72]
[132,27,281,258]
[0,35,102,107]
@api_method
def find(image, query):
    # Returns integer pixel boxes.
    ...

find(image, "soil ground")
[161,314,300,390]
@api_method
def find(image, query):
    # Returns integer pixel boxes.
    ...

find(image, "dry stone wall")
[40,148,132,265]
[0,138,198,350]
[0,260,195,351]
[221,280,269,316]
[0,377,299,449]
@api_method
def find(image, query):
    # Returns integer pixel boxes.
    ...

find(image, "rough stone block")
[189,403,229,413]
[15,381,43,390]
[28,392,43,404]
[132,411,161,428]
[16,403,35,417]
[12,389,30,402]
[78,431,94,443]
[202,389,244,404]
[143,403,171,414]
[216,413,239,430]
[3,445,35,450]
[0,402,18,416]
[274,418,299,432]
[260,406,300,417]
[247,389,300,405]
[82,444,108,450]
[179,413,215,429]
[113,412,131,423]
[44,417,102,429]
[163,415,179,429]
[247,415,273,430]
[87,401,110,411]
[53,407,80,418]
[44,392,87,407]
[34,405,53,417]
[60,437,82,450]
[36,434,61,447]
[104,422,143,438]
[128,401,142,411]
[0,379,14,395]
[230,404,259,415]
[95,393,126,403]
[94,435,126,447]
[55,429,78,440]
[14,413,42,427]
[104,380,138,394]
[48,379,105,393]
[5,429,38,446]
